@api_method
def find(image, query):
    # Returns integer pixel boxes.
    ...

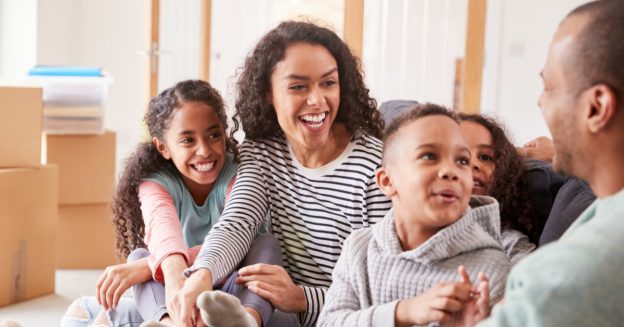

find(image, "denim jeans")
[61,234,283,327]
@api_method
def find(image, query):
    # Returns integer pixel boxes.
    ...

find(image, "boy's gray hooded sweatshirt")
[318,196,511,327]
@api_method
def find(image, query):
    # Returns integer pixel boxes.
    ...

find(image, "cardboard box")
[45,131,116,205]
[0,165,58,307]
[56,204,118,269]
[0,86,43,168]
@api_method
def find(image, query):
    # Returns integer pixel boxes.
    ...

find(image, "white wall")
[2,0,598,165]
[481,0,591,145]
[1,0,147,174]
[210,0,267,110]
[362,0,467,108]
[0,0,37,78]
[71,0,147,173]
[36,0,77,66]
[209,0,346,137]
[158,0,202,93]
[362,0,593,146]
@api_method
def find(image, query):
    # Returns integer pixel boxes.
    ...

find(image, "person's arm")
[185,142,269,282]
[518,136,554,162]
[174,142,269,326]
[297,285,327,326]
[500,228,536,266]
[538,177,595,246]
[139,181,190,283]
[477,227,609,327]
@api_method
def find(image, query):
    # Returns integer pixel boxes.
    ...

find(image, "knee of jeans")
[64,298,89,319]
[128,247,149,262]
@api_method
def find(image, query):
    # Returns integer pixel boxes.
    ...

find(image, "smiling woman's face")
[269,42,340,154]
[459,121,496,195]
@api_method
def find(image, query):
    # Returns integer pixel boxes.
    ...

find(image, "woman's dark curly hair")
[231,20,383,141]
[112,79,235,259]
[457,113,543,243]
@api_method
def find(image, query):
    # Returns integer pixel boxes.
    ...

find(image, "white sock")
[197,290,258,327]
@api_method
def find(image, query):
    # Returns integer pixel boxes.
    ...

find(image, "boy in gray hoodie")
[318,104,513,327]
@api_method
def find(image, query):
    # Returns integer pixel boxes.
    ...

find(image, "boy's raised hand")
[443,266,491,327]
[395,279,478,326]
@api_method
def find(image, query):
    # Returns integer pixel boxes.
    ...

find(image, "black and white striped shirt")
[189,134,392,326]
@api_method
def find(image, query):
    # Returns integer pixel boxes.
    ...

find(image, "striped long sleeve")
[187,134,392,326]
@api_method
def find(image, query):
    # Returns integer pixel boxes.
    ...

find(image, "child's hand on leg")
[96,257,152,310]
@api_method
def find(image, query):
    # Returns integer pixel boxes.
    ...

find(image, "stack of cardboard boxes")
[0,86,58,307]
[46,132,118,269]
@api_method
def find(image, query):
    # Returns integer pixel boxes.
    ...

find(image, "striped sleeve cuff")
[299,285,326,327]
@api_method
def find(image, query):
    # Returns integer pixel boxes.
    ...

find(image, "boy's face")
[378,115,473,230]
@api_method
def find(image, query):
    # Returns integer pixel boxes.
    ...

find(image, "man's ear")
[585,84,617,133]
[375,166,397,197]
[152,137,171,159]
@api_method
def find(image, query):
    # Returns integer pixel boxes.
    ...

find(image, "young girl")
[318,104,508,327]
[457,113,538,265]
[458,113,595,251]
[61,80,280,327]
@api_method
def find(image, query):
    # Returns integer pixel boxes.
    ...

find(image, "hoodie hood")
[372,195,503,264]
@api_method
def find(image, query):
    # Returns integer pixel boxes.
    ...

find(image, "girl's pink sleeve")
[139,181,190,283]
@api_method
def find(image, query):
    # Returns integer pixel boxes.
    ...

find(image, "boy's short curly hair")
[382,103,457,165]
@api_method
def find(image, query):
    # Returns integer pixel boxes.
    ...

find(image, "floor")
[0,270,132,327]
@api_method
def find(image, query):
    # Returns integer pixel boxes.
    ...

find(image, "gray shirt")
[318,196,512,327]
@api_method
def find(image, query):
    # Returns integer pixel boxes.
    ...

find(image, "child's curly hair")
[457,113,543,243]
[231,20,383,142]
[112,80,235,259]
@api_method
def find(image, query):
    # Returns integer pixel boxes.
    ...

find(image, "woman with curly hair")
[457,113,539,264]
[171,21,392,327]
[61,80,281,327]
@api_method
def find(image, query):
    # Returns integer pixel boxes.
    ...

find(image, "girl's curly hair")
[112,80,235,259]
[231,20,383,141]
[457,113,543,243]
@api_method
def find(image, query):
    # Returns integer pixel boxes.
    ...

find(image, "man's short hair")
[566,0,624,101]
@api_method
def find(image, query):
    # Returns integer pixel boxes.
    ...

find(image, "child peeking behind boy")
[318,104,512,327]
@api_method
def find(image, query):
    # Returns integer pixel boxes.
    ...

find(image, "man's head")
[539,0,624,190]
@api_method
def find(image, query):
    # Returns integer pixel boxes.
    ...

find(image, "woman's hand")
[96,257,152,310]
[236,264,307,313]
[170,268,213,327]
